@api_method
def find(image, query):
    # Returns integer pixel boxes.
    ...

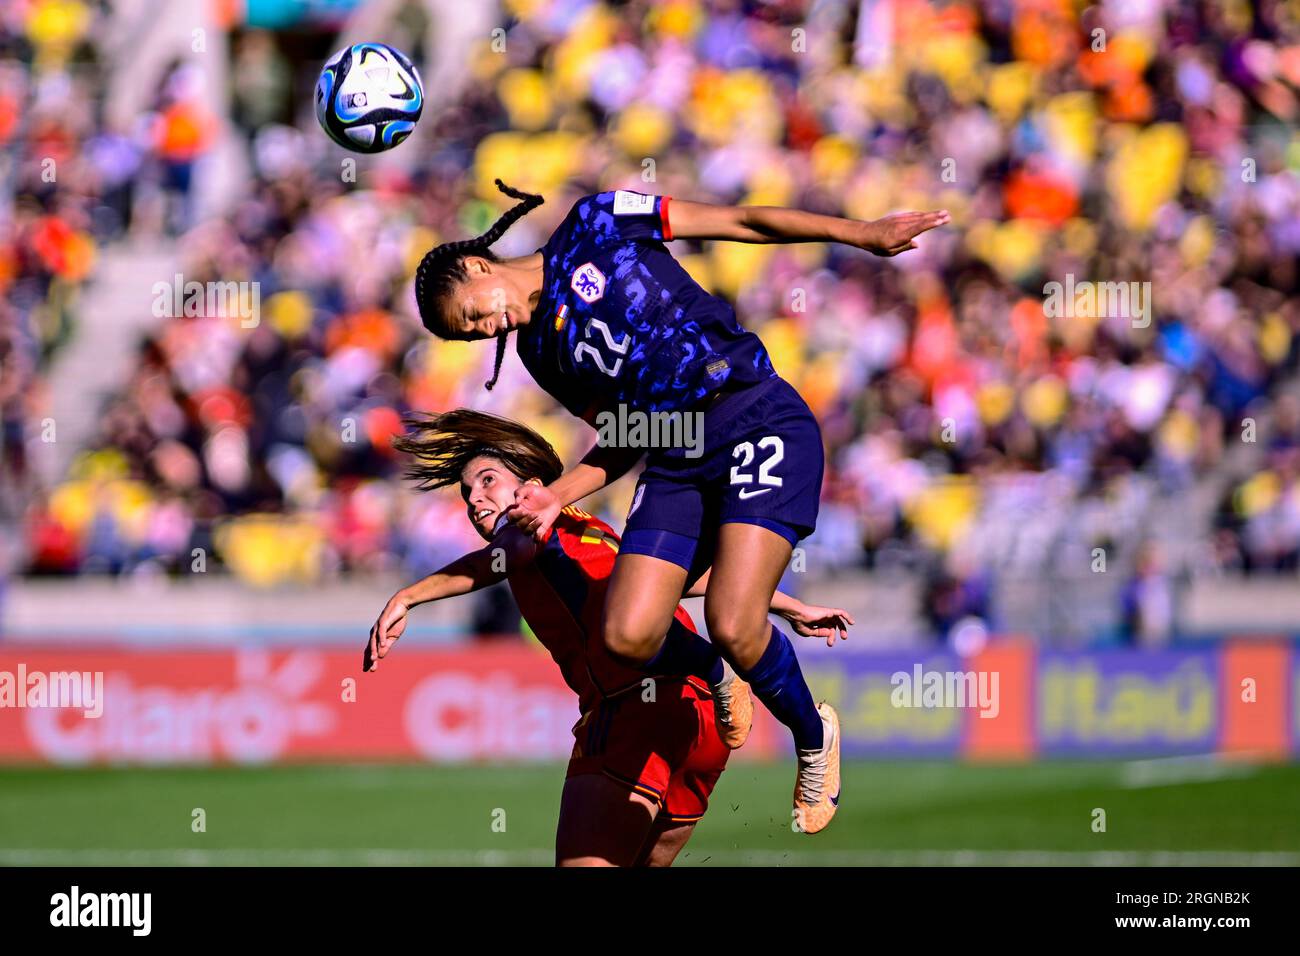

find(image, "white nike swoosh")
[736,487,772,500]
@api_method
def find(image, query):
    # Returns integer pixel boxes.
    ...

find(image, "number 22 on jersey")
[731,436,784,499]
[573,317,630,377]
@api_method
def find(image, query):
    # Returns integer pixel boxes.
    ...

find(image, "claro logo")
[403,672,575,760]
[23,652,335,764]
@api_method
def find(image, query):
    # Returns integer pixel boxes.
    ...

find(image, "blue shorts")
[621,376,824,577]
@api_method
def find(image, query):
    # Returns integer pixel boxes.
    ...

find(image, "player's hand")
[364,590,411,672]
[779,602,854,647]
[505,483,562,542]
[856,210,950,257]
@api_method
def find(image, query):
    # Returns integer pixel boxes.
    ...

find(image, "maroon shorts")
[566,679,730,823]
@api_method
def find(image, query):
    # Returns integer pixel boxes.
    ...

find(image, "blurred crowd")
[9,1,1300,639]
[0,0,106,526]
[1,0,218,529]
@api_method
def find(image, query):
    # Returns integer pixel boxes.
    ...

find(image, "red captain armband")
[661,196,673,241]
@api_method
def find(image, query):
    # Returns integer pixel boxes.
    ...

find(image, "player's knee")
[603,613,659,663]
[703,605,767,659]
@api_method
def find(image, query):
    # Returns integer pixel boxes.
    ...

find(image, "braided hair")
[415,179,545,390]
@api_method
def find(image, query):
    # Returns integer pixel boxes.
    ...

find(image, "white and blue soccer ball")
[315,42,424,153]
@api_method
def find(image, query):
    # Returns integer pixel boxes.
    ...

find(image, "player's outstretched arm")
[770,590,854,646]
[363,528,538,671]
[668,199,950,257]
[685,568,854,646]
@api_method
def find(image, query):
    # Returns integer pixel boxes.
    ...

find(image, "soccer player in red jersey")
[363,410,852,866]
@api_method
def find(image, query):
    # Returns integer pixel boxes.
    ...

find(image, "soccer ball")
[315,42,424,153]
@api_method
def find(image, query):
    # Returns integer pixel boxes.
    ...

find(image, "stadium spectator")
[10,0,1300,646]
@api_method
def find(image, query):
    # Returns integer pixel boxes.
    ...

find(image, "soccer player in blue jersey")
[415,180,948,832]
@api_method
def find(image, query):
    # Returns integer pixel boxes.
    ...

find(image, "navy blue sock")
[736,625,823,750]
[640,617,726,686]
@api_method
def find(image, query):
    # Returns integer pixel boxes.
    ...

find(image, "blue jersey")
[517,190,776,416]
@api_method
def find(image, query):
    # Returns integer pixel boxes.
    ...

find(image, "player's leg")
[634,680,731,867]
[558,688,699,866]
[706,378,839,831]
[634,820,696,867]
[555,773,659,867]
[604,543,752,748]
[603,551,691,663]
[604,476,726,687]
[704,521,839,833]
[703,522,823,737]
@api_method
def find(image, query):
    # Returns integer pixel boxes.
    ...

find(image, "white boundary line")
[2,848,1296,867]
[1120,754,1260,789]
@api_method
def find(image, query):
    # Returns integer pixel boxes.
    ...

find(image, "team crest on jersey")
[612,190,654,215]
[571,262,605,303]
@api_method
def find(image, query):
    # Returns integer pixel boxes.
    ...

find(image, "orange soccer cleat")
[792,703,840,834]
[711,670,753,750]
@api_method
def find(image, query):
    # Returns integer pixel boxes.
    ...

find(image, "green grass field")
[2,761,1297,866]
